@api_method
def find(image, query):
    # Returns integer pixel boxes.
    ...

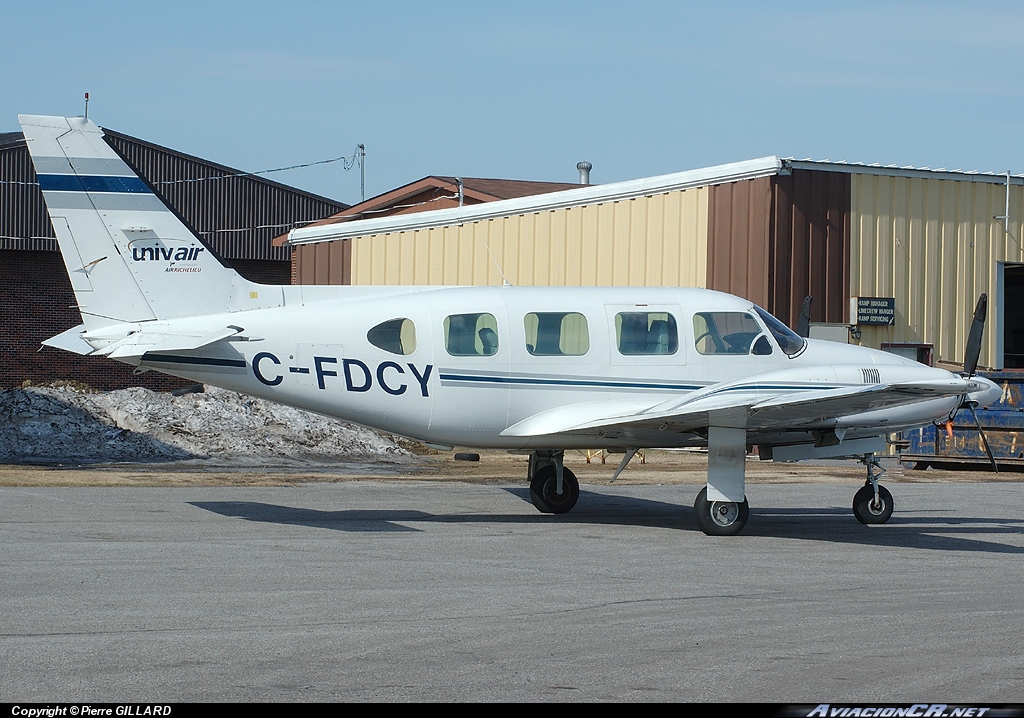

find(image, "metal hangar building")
[287,158,1024,372]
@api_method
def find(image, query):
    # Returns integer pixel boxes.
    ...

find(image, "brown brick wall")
[0,250,287,390]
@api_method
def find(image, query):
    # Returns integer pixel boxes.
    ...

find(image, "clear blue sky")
[5,1,1023,204]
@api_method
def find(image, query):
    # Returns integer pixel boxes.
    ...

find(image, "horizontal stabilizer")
[96,325,246,359]
[42,325,93,355]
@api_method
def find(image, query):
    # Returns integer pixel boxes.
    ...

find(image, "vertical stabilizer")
[19,114,265,330]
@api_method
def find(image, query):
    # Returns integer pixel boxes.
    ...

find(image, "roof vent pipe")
[577,161,592,185]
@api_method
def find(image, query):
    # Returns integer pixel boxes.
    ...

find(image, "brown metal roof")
[452,177,584,200]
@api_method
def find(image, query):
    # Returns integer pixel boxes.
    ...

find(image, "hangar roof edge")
[288,156,785,245]
[786,158,1024,185]
[288,155,1024,246]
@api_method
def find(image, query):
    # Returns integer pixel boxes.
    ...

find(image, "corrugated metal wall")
[706,177,772,308]
[291,164,1020,371]
[0,138,57,250]
[770,170,851,328]
[319,187,710,288]
[294,239,351,285]
[705,170,850,329]
[295,172,851,335]
[1,131,348,262]
[104,131,346,262]
[851,173,1024,368]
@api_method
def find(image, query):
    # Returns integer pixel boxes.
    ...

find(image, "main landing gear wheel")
[530,465,579,514]
[852,483,894,525]
[693,487,749,536]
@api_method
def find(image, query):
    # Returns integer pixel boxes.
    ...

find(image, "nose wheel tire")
[530,466,579,514]
[852,484,894,524]
[693,487,749,536]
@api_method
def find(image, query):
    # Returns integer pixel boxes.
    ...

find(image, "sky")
[4,1,1024,204]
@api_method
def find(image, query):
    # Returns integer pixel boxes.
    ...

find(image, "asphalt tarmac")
[2,469,1023,704]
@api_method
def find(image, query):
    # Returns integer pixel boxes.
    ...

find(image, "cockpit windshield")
[752,305,806,357]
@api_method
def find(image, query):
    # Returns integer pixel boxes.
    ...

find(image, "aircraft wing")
[501,377,972,439]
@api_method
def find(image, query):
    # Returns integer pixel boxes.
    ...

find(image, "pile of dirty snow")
[0,384,415,466]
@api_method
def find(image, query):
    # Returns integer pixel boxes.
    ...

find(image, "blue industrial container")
[900,370,1024,469]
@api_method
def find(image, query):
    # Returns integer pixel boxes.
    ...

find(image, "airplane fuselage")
[98,285,969,450]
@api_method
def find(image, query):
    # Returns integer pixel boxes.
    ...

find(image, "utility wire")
[0,145,364,187]
[154,145,365,186]
[0,193,461,242]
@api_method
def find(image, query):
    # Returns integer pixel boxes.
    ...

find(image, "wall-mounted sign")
[852,296,895,325]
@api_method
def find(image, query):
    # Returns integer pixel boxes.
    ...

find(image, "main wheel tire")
[693,487,749,536]
[852,484,894,524]
[529,466,579,514]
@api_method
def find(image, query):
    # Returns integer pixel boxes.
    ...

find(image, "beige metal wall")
[347,188,710,288]
[850,174,1024,368]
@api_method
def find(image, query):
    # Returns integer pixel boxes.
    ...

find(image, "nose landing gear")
[852,454,894,524]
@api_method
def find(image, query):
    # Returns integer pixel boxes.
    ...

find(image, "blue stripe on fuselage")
[37,174,153,194]
[438,372,702,391]
[438,372,845,395]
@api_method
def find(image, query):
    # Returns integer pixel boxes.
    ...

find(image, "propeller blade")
[963,293,987,377]
[966,403,999,473]
[796,296,813,338]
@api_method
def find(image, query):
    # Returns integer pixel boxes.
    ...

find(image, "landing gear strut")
[694,420,751,535]
[528,450,579,514]
[852,454,894,524]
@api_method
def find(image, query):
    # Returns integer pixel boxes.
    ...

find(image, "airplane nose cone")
[968,376,1002,409]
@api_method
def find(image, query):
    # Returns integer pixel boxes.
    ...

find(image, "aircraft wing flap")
[500,398,682,438]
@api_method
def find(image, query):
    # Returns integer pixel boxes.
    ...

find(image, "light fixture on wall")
[850,325,862,341]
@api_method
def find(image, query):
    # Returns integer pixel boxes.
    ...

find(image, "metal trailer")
[900,369,1024,470]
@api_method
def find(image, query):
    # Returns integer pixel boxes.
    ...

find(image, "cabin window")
[615,312,678,355]
[444,312,499,356]
[524,312,590,356]
[367,318,416,355]
[692,312,770,355]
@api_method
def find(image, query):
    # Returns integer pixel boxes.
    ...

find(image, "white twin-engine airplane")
[20,114,1002,535]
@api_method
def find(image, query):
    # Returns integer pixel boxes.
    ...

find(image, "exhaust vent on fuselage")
[860,368,881,384]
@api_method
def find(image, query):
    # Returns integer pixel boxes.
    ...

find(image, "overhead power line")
[0,144,366,191]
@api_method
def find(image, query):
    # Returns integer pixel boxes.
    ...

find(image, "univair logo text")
[130,241,205,273]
